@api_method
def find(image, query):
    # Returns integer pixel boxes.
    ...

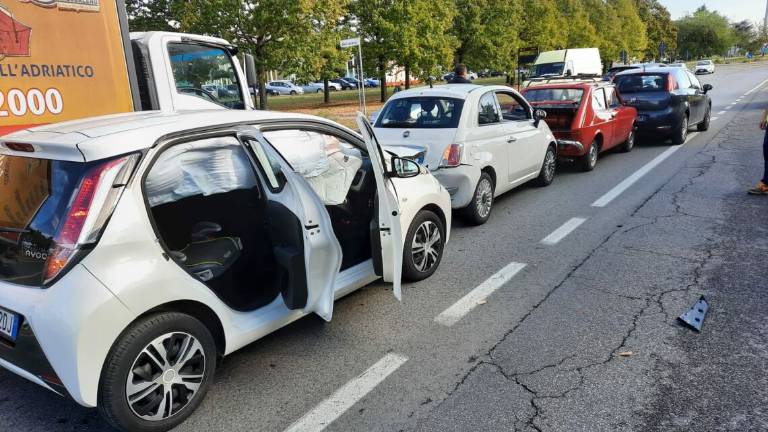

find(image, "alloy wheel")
[627,130,635,151]
[411,221,442,273]
[544,149,556,181]
[475,178,494,219]
[126,332,206,421]
[588,145,598,168]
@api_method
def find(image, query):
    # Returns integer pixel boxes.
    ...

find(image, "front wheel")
[462,172,494,226]
[403,210,445,281]
[697,106,711,131]
[98,313,217,432]
[535,146,557,186]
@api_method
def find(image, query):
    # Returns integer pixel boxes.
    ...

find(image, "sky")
[659,0,766,24]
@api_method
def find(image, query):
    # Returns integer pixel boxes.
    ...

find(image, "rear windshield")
[615,74,667,93]
[375,97,464,129]
[524,89,584,105]
[531,62,565,77]
[0,155,90,286]
[697,61,711,65]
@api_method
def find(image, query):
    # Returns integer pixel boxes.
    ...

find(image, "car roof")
[522,80,608,91]
[615,67,671,76]
[386,84,491,101]
[0,110,333,162]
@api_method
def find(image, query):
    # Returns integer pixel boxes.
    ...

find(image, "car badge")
[403,130,410,138]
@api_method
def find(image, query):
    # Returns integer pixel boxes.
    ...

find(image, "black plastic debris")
[677,296,709,332]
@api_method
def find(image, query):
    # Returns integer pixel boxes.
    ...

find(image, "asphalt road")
[1,63,767,432]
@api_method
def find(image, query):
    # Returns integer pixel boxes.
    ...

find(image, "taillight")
[667,75,677,92]
[45,154,139,283]
[440,144,463,168]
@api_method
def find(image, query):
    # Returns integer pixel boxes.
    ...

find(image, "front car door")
[685,71,707,124]
[590,87,616,150]
[356,114,404,300]
[465,91,510,189]
[240,131,344,321]
[496,90,543,183]
[604,85,633,148]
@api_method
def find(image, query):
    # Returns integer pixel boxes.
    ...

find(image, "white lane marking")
[541,217,587,246]
[592,134,697,208]
[729,102,738,106]
[744,78,768,96]
[711,117,719,121]
[725,106,732,110]
[717,110,726,115]
[283,353,408,432]
[435,262,527,326]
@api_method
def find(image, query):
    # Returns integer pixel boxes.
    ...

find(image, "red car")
[522,81,637,171]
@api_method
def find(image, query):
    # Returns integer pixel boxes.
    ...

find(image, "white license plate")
[0,307,20,342]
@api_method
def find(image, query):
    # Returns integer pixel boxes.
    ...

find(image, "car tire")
[316,89,323,93]
[98,312,217,432]
[403,210,445,281]
[290,90,297,95]
[579,140,599,172]
[618,127,635,153]
[697,106,711,131]
[462,172,494,226]
[671,114,689,145]
[535,145,557,186]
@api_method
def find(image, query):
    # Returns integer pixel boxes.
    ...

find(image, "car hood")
[374,127,457,170]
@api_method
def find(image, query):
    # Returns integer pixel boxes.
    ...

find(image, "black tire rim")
[126,332,206,421]
[411,220,442,272]
[475,178,493,219]
[544,149,556,181]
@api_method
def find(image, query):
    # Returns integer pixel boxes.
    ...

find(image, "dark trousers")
[764,130,768,183]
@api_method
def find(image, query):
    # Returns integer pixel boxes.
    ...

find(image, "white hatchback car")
[0,111,449,431]
[374,84,557,225]
[694,60,715,75]
[266,80,305,95]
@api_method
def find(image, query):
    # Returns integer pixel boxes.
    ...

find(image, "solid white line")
[744,78,768,96]
[729,102,738,106]
[717,110,726,115]
[541,217,587,246]
[283,353,409,432]
[435,262,527,326]
[591,134,697,207]
[711,117,719,121]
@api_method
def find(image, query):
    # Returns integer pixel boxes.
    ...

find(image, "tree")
[398,0,457,88]
[609,0,647,59]
[676,6,735,58]
[636,0,677,60]
[519,0,567,52]
[557,0,599,49]
[582,0,622,67]
[347,0,400,102]
[124,0,180,32]
[453,0,522,76]
[732,20,758,55]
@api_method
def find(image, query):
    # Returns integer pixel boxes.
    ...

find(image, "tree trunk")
[257,65,267,110]
[379,57,387,103]
[404,63,411,90]
[323,78,330,104]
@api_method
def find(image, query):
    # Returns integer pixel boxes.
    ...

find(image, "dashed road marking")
[541,217,588,246]
[717,110,726,115]
[711,117,719,121]
[435,262,527,326]
[283,353,409,432]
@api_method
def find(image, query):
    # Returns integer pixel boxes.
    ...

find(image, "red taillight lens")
[667,75,677,92]
[440,144,463,168]
[45,155,138,283]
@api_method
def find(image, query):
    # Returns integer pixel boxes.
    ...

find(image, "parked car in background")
[301,81,341,93]
[365,78,380,87]
[373,85,557,225]
[694,60,715,74]
[604,63,667,81]
[668,62,689,70]
[442,71,477,81]
[0,109,451,432]
[331,78,356,90]
[523,81,637,171]
[615,67,712,144]
[265,80,304,95]
[343,77,363,88]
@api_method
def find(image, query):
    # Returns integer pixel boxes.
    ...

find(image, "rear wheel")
[618,127,635,153]
[697,106,711,131]
[462,172,494,226]
[579,141,599,172]
[535,145,557,186]
[98,312,217,432]
[316,89,323,93]
[403,210,445,281]
[290,90,297,95]
[672,114,689,144]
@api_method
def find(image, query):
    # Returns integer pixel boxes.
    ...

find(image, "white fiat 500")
[373,84,557,225]
[0,111,449,431]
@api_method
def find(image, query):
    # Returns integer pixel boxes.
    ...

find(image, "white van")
[529,48,602,80]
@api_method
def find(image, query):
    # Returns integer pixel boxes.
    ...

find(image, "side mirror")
[533,109,547,127]
[244,53,258,89]
[565,69,573,77]
[391,157,421,178]
[703,84,713,93]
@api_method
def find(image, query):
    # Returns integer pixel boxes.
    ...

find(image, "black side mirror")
[703,83,713,93]
[533,109,547,127]
[391,157,421,178]
[244,53,258,89]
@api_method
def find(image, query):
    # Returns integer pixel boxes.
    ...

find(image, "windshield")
[375,97,464,129]
[615,74,668,93]
[531,62,565,77]
[524,89,584,105]
[168,43,246,109]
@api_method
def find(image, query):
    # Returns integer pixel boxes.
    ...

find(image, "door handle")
[507,136,517,143]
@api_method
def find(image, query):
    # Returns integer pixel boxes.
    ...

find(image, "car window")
[524,88,584,105]
[168,43,245,109]
[686,71,701,89]
[478,92,501,125]
[375,97,464,129]
[592,88,607,110]
[245,138,286,192]
[604,86,620,108]
[615,74,668,93]
[676,70,691,89]
[496,92,530,121]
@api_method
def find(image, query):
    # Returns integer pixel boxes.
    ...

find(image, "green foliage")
[557,0,599,49]
[124,0,181,32]
[636,0,677,60]
[454,0,522,73]
[519,0,567,52]
[676,6,735,58]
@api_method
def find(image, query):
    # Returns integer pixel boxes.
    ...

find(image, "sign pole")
[340,37,365,115]
[358,42,366,115]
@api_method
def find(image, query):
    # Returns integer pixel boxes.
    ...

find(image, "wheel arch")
[480,165,497,189]
[140,300,226,356]
[419,203,448,236]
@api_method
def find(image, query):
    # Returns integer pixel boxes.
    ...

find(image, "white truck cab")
[528,48,602,83]
[128,32,256,112]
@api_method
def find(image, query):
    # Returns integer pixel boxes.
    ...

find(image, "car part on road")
[403,210,445,281]
[536,146,557,186]
[677,296,709,332]
[463,172,494,225]
[580,140,599,171]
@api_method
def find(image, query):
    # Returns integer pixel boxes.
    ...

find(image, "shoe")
[747,181,768,195]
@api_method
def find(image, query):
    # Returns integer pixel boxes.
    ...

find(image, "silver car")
[265,80,305,95]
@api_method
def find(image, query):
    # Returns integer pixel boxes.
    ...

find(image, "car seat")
[171,222,243,282]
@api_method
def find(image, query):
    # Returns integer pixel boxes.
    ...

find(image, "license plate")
[0,307,20,342]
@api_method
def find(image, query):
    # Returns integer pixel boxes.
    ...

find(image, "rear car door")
[496,90,543,181]
[356,114,404,300]
[241,132,343,321]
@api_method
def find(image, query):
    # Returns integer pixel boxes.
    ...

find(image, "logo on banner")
[0,4,31,61]
[20,0,100,12]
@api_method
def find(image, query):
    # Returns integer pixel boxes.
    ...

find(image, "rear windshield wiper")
[0,227,29,234]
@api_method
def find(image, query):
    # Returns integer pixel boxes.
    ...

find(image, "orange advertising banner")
[0,0,134,136]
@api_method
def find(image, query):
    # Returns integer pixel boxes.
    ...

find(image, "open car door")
[355,113,404,300]
[241,132,343,321]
